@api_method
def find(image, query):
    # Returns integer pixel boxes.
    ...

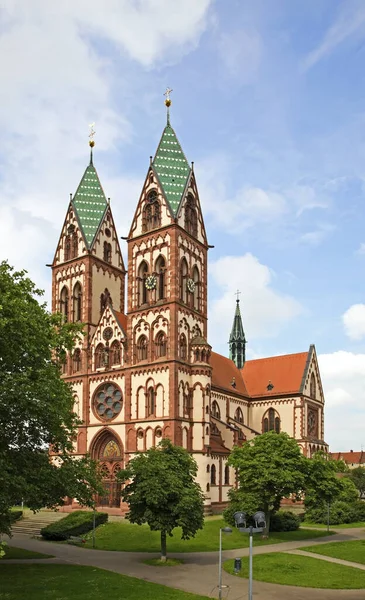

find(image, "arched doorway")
[91,431,124,508]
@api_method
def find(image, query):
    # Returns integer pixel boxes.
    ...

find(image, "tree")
[0,262,102,538]
[349,467,365,499]
[119,439,205,560]
[227,432,307,534]
[304,452,344,512]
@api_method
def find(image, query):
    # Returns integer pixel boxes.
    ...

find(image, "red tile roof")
[113,310,127,333]
[330,452,365,465]
[242,351,309,397]
[211,352,248,396]
[209,436,230,454]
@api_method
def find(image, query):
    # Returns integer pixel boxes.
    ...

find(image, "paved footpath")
[4,527,365,600]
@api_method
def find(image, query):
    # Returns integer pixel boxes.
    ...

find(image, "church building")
[51,97,328,513]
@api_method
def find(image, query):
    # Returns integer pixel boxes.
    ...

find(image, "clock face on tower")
[145,275,157,290]
[187,278,195,293]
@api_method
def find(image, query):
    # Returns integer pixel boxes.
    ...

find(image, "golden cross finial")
[235,290,241,302]
[89,122,96,148]
[164,87,173,107]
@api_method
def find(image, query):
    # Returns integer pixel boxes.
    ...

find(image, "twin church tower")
[51,96,327,512]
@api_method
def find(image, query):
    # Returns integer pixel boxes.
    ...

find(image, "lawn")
[302,521,365,529]
[302,540,365,565]
[3,546,53,559]
[0,564,211,600]
[224,552,365,589]
[83,519,332,553]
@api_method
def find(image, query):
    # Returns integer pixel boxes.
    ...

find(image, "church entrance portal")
[92,434,124,508]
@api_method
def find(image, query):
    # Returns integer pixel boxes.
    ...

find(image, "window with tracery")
[179,334,187,360]
[310,373,316,399]
[185,194,198,237]
[155,255,166,301]
[60,286,69,322]
[263,408,280,433]
[103,241,112,263]
[72,282,82,322]
[138,261,148,306]
[137,335,148,361]
[95,343,105,369]
[192,266,200,311]
[72,348,81,373]
[210,464,216,485]
[155,331,167,358]
[93,382,123,421]
[147,387,155,416]
[211,400,220,419]
[143,190,160,232]
[180,258,188,303]
[234,407,244,424]
[110,340,121,366]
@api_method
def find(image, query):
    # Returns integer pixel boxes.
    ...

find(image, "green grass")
[3,546,53,559]
[83,519,333,553]
[0,564,211,600]
[302,521,365,529]
[224,552,365,589]
[302,540,365,565]
[143,558,184,566]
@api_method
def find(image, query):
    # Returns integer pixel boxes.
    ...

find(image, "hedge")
[270,511,300,532]
[306,500,365,525]
[40,510,108,540]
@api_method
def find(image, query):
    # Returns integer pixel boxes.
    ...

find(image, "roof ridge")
[245,350,308,364]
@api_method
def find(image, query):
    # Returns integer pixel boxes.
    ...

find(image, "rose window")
[93,383,122,421]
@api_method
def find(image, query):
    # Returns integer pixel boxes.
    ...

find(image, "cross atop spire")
[235,289,241,302]
[164,87,173,125]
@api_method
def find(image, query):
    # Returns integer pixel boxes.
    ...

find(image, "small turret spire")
[164,87,173,125]
[229,292,246,369]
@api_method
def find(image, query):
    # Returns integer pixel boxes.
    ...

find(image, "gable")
[128,167,174,239]
[90,206,125,271]
[176,172,208,245]
[301,344,324,403]
[91,304,127,369]
[243,351,309,397]
[52,202,87,266]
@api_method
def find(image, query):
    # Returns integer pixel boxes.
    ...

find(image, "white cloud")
[342,304,365,340]
[300,223,335,246]
[218,28,262,83]
[356,243,365,255]
[208,253,303,351]
[303,1,365,71]
[318,351,365,450]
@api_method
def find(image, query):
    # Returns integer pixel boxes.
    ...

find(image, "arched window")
[192,266,200,311]
[60,286,69,322]
[103,242,112,263]
[210,464,216,485]
[73,282,82,322]
[137,335,148,361]
[185,194,198,237]
[72,348,81,373]
[310,373,316,398]
[147,387,155,416]
[65,235,71,261]
[224,464,230,485]
[179,334,187,360]
[155,332,167,358]
[263,408,280,433]
[180,258,188,303]
[206,464,210,473]
[143,190,160,232]
[110,340,121,366]
[95,343,105,369]
[72,233,78,258]
[211,400,220,419]
[234,407,244,424]
[155,255,166,301]
[100,288,112,314]
[61,354,68,375]
[138,261,148,306]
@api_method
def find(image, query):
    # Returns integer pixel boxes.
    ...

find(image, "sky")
[1,0,365,451]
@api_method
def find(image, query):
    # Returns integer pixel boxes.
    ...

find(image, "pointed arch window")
[224,464,230,485]
[72,348,82,373]
[211,400,220,419]
[210,464,216,485]
[72,282,82,322]
[100,288,112,314]
[65,235,71,261]
[72,233,78,258]
[104,241,112,263]
[263,408,280,433]
[95,343,105,369]
[155,255,166,301]
[60,286,69,322]
[137,261,148,306]
[155,331,167,358]
[185,194,198,237]
[110,340,121,366]
[192,266,200,311]
[310,373,316,398]
[180,258,188,303]
[137,335,148,361]
[179,334,187,360]
[234,407,244,424]
[147,387,155,416]
[143,190,160,232]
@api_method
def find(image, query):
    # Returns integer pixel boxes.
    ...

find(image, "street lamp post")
[218,526,232,600]
[233,511,266,600]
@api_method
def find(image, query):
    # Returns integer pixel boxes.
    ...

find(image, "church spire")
[229,293,246,369]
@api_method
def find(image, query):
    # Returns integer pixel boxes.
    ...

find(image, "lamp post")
[218,527,232,600]
[233,511,266,600]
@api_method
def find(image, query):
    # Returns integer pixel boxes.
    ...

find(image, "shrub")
[10,511,23,523]
[306,500,365,525]
[270,511,300,532]
[41,510,108,540]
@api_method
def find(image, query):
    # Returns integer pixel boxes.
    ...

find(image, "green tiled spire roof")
[152,124,191,215]
[72,155,108,247]
[229,299,246,369]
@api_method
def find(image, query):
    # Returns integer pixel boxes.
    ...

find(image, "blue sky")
[1,0,365,450]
